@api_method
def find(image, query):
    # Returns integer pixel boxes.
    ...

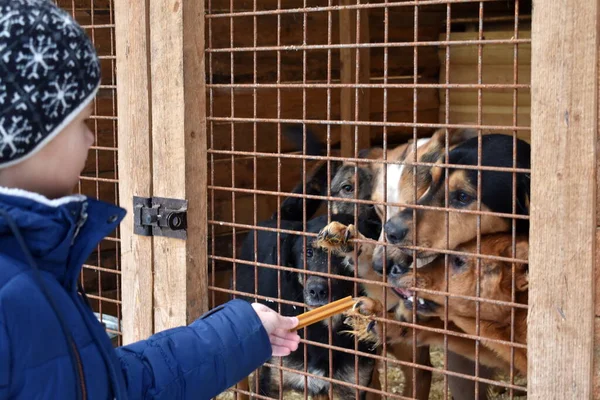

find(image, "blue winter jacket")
[0,188,271,399]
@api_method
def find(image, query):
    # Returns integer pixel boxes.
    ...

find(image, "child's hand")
[251,303,301,356]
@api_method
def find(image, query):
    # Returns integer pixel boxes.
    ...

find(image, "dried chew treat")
[293,296,355,331]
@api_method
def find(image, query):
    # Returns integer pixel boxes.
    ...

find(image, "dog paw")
[341,297,385,346]
[316,221,357,254]
[353,296,384,317]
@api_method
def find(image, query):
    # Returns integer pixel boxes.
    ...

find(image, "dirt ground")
[217,347,526,400]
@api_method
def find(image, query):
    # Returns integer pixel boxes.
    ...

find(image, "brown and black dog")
[351,233,528,377]
[370,128,478,275]
[381,133,531,266]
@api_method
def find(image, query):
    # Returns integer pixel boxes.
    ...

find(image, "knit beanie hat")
[0,0,101,169]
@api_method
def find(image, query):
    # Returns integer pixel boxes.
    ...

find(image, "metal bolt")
[166,212,186,230]
[143,213,158,225]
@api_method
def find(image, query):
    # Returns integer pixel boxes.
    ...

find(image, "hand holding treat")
[251,303,301,356]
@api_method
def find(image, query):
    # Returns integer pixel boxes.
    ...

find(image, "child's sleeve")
[0,321,8,399]
[115,299,272,400]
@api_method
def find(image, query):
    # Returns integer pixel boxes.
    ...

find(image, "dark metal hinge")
[133,196,188,239]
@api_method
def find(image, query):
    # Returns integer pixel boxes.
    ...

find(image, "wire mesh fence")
[206,0,531,399]
[56,0,122,347]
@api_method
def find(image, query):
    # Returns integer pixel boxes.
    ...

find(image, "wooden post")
[114,0,154,345]
[149,0,208,330]
[529,0,598,398]
[339,2,371,158]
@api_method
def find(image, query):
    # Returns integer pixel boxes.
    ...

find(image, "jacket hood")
[0,187,125,288]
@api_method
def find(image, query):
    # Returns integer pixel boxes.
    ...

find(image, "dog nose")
[389,264,410,278]
[384,221,408,244]
[307,280,328,302]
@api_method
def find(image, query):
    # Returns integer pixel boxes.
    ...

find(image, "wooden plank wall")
[339,1,371,156]
[438,27,531,142]
[529,0,598,398]
[207,6,444,152]
[596,40,600,399]
[149,0,208,329]
[114,0,154,344]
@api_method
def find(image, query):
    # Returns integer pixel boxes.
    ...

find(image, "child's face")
[0,104,95,199]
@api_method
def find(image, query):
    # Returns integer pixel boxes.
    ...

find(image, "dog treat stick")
[293,296,355,331]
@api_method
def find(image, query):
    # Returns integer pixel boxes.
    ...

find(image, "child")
[0,1,300,399]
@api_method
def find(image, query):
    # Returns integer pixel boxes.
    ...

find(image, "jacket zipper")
[69,201,89,400]
[71,202,89,245]
[69,336,87,400]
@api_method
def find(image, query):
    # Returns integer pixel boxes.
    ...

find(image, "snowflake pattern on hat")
[0,0,100,168]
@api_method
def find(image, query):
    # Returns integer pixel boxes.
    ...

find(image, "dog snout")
[306,278,329,303]
[373,255,385,275]
[384,219,408,244]
[373,253,413,277]
[389,263,410,279]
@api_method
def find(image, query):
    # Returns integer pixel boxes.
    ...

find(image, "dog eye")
[454,191,473,206]
[306,248,313,258]
[451,256,466,269]
[342,184,354,193]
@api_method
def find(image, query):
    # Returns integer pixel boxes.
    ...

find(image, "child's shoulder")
[0,253,33,296]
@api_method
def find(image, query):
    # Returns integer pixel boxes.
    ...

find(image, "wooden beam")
[114,0,154,345]
[339,2,371,158]
[150,0,208,330]
[529,0,598,398]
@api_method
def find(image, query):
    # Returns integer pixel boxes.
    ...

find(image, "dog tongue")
[392,287,413,298]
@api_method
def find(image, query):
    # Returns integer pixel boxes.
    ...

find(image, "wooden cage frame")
[113,1,598,398]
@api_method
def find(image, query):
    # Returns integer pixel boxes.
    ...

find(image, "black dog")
[275,124,380,226]
[233,213,381,399]
[276,125,342,222]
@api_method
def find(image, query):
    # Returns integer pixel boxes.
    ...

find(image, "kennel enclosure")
[67,0,598,398]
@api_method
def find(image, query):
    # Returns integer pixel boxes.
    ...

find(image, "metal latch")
[133,196,188,239]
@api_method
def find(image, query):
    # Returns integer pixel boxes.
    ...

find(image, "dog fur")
[383,133,531,264]
[233,214,381,399]
[386,233,529,376]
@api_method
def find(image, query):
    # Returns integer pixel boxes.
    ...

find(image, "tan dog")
[339,232,528,377]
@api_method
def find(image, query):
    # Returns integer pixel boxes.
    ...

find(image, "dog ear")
[516,172,531,215]
[514,239,529,291]
[500,237,529,291]
[359,147,383,160]
[431,127,478,149]
[358,147,384,172]
[272,232,301,283]
[448,128,478,147]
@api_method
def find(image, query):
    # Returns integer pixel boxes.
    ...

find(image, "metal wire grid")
[206,1,530,399]
[57,0,122,347]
